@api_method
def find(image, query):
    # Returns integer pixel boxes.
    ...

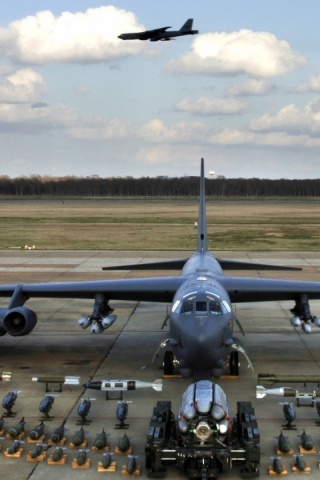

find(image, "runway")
[0,250,320,479]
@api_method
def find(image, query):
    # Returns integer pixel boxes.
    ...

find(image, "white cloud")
[67,118,133,140]
[167,30,305,78]
[0,68,47,102]
[0,7,147,64]
[250,98,320,136]
[174,96,248,115]
[293,75,320,93]
[226,78,276,96]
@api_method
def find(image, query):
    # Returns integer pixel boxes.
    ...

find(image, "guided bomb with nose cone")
[50,419,66,443]
[29,420,45,440]
[30,443,45,459]
[116,401,129,429]
[300,429,314,451]
[2,391,17,416]
[294,454,306,472]
[118,433,131,453]
[83,378,162,393]
[39,395,54,420]
[127,455,137,475]
[77,398,91,424]
[7,439,21,455]
[51,446,64,462]
[94,427,107,450]
[271,457,284,475]
[76,449,88,466]
[278,431,291,454]
[72,425,85,447]
[281,402,296,429]
[8,416,25,438]
[101,452,113,469]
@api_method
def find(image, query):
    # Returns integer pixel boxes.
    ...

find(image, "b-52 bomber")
[1,159,320,379]
[118,18,198,42]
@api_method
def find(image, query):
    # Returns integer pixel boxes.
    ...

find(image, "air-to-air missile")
[101,452,113,469]
[30,443,46,459]
[256,385,320,406]
[94,427,107,450]
[280,402,296,429]
[2,391,17,416]
[39,395,55,420]
[127,455,137,475]
[118,433,131,453]
[72,425,85,447]
[76,449,88,466]
[77,398,91,424]
[116,401,129,429]
[271,457,284,475]
[7,439,21,455]
[83,379,162,397]
[32,375,80,392]
[51,446,64,462]
[278,431,291,454]
[300,429,314,451]
[29,420,45,440]
[50,419,66,444]
[8,416,25,438]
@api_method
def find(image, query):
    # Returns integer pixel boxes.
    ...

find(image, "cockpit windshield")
[177,294,229,317]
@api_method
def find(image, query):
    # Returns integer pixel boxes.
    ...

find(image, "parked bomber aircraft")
[118,18,198,42]
[1,159,320,379]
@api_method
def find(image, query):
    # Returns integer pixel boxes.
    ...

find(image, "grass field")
[0,197,320,250]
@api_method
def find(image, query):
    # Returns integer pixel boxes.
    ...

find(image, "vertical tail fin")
[180,19,193,32]
[197,158,208,253]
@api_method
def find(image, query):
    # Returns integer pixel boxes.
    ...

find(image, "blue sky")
[1,1,320,179]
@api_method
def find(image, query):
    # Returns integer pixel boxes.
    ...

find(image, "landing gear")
[229,351,239,376]
[163,351,174,376]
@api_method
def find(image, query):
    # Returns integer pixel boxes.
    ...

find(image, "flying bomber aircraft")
[118,18,198,42]
[0,159,320,379]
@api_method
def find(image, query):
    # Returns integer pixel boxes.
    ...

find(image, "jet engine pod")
[2,307,37,336]
[78,316,92,329]
[101,314,117,329]
[90,322,104,334]
[290,316,301,328]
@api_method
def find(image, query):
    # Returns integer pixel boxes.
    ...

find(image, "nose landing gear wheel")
[163,350,174,375]
[229,350,239,376]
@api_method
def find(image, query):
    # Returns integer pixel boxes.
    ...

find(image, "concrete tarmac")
[0,250,320,479]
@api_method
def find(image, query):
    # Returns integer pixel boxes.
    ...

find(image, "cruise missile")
[32,376,80,385]
[256,386,296,399]
[258,373,320,384]
[256,385,320,405]
[83,379,162,393]
[257,385,319,399]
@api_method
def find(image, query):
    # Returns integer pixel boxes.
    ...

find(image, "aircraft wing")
[148,26,171,33]
[219,276,320,303]
[0,276,186,304]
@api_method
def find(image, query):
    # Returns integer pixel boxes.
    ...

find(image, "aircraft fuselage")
[169,251,235,379]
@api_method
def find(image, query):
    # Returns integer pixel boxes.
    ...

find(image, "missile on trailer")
[258,373,320,384]
[83,379,162,393]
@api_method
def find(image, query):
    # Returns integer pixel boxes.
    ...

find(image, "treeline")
[0,174,319,197]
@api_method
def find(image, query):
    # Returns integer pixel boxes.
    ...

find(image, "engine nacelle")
[90,322,104,334]
[101,314,117,329]
[2,307,37,336]
[302,322,312,334]
[313,316,320,327]
[78,316,92,329]
[290,316,301,328]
